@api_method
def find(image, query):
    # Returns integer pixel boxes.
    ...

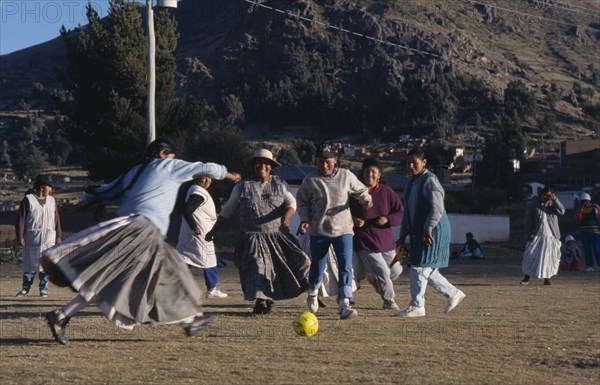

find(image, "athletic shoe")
[395,306,425,318]
[585,267,594,272]
[339,305,358,320]
[183,314,214,337]
[307,294,319,313]
[445,290,466,313]
[15,289,29,297]
[383,300,400,311]
[544,279,551,285]
[40,291,48,298]
[205,288,228,299]
[519,280,530,286]
[45,310,69,345]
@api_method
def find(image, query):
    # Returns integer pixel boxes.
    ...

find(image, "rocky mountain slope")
[1,0,598,139]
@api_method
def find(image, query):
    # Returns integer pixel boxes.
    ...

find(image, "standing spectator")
[15,175,62,297]
[176,174,227,299]
[575,193,600,272]
[395,148,465,318]
[296,143,372,320]
[521,187,565,285]
[350,158,404,311]
[42,138,241,344]
[560,235,582,271]
[206,149,310,315]
[458,232,483,259]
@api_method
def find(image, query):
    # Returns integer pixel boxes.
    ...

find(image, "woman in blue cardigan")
[396,148,465,318]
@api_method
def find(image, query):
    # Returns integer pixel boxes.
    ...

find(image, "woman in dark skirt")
[42,139,241,344]
[205,149,310,315]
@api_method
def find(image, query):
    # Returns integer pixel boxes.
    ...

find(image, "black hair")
[86,138,176,207]
[144,138,176,160]
[406,147,426,160]
[359,157,385,184]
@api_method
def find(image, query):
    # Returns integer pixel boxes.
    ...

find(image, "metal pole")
[146,0,156,145]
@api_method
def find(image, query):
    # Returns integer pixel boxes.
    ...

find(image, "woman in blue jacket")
[396,148,465,318]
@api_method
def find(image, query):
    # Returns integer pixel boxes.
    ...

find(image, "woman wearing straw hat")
[206,149,310,315]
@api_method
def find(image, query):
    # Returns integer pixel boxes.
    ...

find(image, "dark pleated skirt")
[236,230,310,301]
[41,215,203,328]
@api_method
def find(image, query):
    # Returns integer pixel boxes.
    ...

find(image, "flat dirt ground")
[1,244,598,385]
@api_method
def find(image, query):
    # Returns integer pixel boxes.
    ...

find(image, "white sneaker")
[339,305,358,320]
[445,290,466,313]
[383,300,400,311]
[307,294,319,313]
[585,267,595,272]
[205,289,228,299]
[395,306,425,318]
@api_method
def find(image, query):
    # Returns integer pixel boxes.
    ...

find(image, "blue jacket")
[402,171,451,268]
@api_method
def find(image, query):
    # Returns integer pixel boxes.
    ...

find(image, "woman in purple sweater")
[350,158,404,311]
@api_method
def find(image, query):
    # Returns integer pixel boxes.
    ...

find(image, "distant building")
[560,140,600,170]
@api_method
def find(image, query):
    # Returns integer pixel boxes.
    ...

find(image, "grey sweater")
[525,198,565,240]
[297,168,371,237]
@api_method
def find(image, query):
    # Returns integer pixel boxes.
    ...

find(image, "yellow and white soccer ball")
[293,311,319,337]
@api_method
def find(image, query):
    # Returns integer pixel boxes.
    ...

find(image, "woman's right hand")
[18,238,25,247]
[225,172,242,183]
[297,222,310,235]
[353,217,365,228]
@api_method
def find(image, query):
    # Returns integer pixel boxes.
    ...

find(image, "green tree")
[504,80,537,120]
[292,139,316,164]
[57,0,178,181]
[0,140,11,168]
[11,142,48,179]
[474,113,525,202]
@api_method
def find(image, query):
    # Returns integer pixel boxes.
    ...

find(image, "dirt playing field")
[0,244,598,385]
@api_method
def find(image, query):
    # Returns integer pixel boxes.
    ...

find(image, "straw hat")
[243,149,281,168]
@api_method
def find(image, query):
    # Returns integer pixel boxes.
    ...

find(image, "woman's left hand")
[422,230,433,245]
[375,216,388,227]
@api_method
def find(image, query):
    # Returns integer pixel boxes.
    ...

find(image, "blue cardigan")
[402,171,451,268]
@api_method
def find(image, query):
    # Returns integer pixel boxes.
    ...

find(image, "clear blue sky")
[0,0,113,55]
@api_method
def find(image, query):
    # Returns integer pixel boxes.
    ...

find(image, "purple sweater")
[350,183,404,252]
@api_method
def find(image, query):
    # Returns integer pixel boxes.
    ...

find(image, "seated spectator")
[560,235,582,271]
[458,232,483,259]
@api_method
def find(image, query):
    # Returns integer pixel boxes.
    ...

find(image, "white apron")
[176,185,217,268]
[22,194,56,272]
[522,211,561,279]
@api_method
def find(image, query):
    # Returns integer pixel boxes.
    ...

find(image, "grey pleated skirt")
[41,215,203,329]
[236,230,310,301]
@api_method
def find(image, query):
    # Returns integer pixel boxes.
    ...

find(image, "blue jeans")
[581,231,600,267]
[22,271,49,294]
[203,267,219,290]
[308,234,353,300]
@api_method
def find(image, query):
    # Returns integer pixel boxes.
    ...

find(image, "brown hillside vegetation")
[1,0,598,139]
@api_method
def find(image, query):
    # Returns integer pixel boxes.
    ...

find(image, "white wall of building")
[447,214,510,243]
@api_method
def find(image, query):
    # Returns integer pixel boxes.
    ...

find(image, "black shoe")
[317,298,326,308]
[544,279,551,285]
[45,310,69,345]
[183,314,214,337]
[264,300,274,314]
[252,299,268,315]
